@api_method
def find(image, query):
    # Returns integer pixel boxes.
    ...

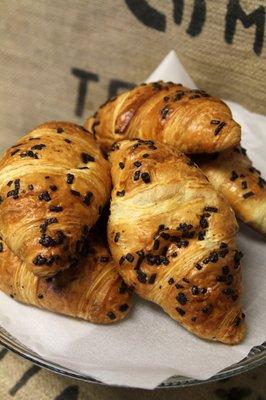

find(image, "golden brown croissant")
[85,81,241,154]
[0,122,111,278]
[108,139,245,344]
[0,234,132,323]
[194,147,266,236]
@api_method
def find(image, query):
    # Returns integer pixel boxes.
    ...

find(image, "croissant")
[0,233,132,323]
[108,139,245,344]
[194,147,266,236]
[0,122,111,278]
[85,81,241,154]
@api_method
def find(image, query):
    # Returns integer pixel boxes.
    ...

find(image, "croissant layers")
[194,147,266,236]
[0,234,132,323]
[0,122,111,277]
[108,140,245,344]
[85,81,241,154]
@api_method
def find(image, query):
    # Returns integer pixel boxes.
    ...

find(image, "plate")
[0,325,265,388]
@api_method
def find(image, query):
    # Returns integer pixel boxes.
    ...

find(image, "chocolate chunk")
[214,122,226,135]
[176,307,185,316]
[70,189,80,197]
[148,273,157,284]
[81,153,95,163]
[241,181,247,190]
[230,170,238,181]
[38,191,51,202]
[141,172,151,184]
[133,170,140,181]
[137,269,147,283]
[125,253,134,262]
[7,189,19,199]
[161,106,170,119]
[39,235,56,248]
[234,250,243,266]
[243,191,255,199]
[176,292,187,305]
[107,311,116,320]
[204,206,218,213]
[31,144,46,151]
[116,190,125,197]
[49,205,63,212]
[114,232,120,243]
[191,286,199,295]
[20,150,39,159]
[119,304,129,312]
[66,174,75,184]
[83,191,93,205]
[209,252,219,263]
[200,217,208,229]
[33,255,47,266]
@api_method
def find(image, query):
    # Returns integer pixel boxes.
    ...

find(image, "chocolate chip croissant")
[0,234,132,323]
[0,122,111,277]
[85,81,241,154]
[108,139,245,344]
[194,147,266,236]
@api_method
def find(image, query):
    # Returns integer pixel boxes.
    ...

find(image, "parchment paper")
[0,51,265,389]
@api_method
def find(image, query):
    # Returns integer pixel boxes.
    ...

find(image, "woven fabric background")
[0,0,265,398]
[0,0,265,148]
[0,346,265,400]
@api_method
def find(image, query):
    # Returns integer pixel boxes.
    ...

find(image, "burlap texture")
[0,346,265,400]
[0,0,265,398]
[0,0,265,147]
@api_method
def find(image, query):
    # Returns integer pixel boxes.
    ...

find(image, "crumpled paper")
[0,51,265,390]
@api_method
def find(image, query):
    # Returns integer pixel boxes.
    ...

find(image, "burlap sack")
[0,0,265,398]
[0,346,265,400]
[0,0,265,147]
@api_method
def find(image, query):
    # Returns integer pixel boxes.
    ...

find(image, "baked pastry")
[0,122,111,277]
[0,234,132,323]
[85,81,241,154]
[108,139,245,344]
[194,147,266,236]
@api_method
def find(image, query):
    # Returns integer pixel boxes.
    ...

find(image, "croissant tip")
[218,320,246,345]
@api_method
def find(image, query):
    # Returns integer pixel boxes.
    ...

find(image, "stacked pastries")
[1,81,265,344]
[86,81,266,237]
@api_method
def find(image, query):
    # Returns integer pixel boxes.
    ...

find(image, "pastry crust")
[194,147,266,236]
[0,234,132,324]
[85,81,241,154]
[0,122,111,277]
[108,139,245,344]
